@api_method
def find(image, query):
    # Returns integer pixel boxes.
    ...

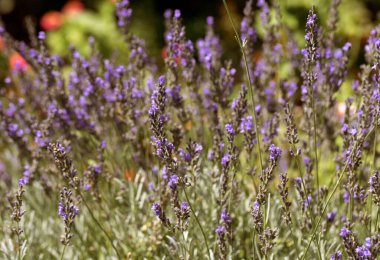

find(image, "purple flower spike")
[152,202,162,217]
[340,227,350,238]
[221,209,231,225]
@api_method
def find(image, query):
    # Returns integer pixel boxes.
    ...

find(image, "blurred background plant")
[0,0,379,72]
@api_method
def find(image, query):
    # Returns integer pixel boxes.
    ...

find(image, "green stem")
[183,187,211,259]
[16,222,21,260]
[301,126,375,259]
[222,2,265,256]
[291,144,323,257]
[376,208,380,232]
[60,244,67,260]
[181,232,190,259]
[288,224,301,260]
[311,91,319,205]
[79,192,121,259]
[222,0,264,174]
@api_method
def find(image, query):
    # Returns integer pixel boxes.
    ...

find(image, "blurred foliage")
[42,0,380,69]
[46,2,127,59]
[0,0,379,76]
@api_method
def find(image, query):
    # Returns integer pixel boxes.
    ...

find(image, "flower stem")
[79,192,121,259]
[183,187,211,259]
[60,244,67,260]
[222,0,263,175]
[16,222,21,260]
[301,126,375,259]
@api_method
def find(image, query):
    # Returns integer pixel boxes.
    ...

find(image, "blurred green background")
[0,0,380,73]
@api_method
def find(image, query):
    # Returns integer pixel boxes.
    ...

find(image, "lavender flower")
[168,174,179,190]
[340,227,350,238]
[268,144,282,161]
[221,208,231,226]
[59,187,79,245]
[330,250,342,260]
[152,202,171,228]
[355,245,371,259]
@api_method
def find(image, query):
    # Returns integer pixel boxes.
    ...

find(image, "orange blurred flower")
[161,47,181,64]
[124,169,135,182]
[40,11,63,31]
[9,52,28,71]
[62,1,85,16]
[0,37,5,51]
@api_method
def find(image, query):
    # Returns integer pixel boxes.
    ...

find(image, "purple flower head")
[221,153,231,167]
[215,225,226,236]
[174,9,181,18]
[164,9,171,19]
[294,177,302,188]
[350,127,357,136]
[343,42,352,52]
[355,245,371,258]
[18,177,28,186]
[240,116,254,133]
[207,150,214,161]
[304,195,312,208]
[158,75,165,86]
[179,148,191,162]
[341,124,349,134]
[58,202,65,219]
[365,237,372,248]
[340,227,350,238]
[207,16,214,25]
[181,202,189,211]
[330,251,342,260]
[225,123,235,135]
[38,31,45,40]
[253,200,260,210]
[327,210,337,222]
[152,202,162,217]
[268,144,282,161]
[221,209,231,225]
[194,143,203,154]
[162,167,168,180]
[4,77,11,84]
[168,174,179,189]
[257,0,265,8]
[343,191,350,204]
[303,156,311,166]
[101,140,107,149]
[255,105,261,115]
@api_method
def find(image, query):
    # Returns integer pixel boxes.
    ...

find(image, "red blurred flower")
[40,11,63,31]
[161,47,181,64]
[9,52,28,71]
[62,1,85,16]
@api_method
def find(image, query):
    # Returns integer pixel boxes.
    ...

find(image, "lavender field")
[0,0,379,259]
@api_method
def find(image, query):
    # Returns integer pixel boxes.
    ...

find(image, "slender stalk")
[222,0,263,174]
[370,116,378,233]
[222,2,265,256]
[79,192,121,259]
[291,144,316,221]
[301,126,375,259]
[60,244,67,260]
[181,232,190,259]
[288,224,301,260]
[16,222,21,260]
[376,208,380,232]
[291,144,323,257]
[183,187,211,259]
[311,93,319,204]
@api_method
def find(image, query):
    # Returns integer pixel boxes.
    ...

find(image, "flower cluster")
[58,187,79,245]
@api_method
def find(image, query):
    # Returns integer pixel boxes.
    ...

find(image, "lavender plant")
[0,0,379,259]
